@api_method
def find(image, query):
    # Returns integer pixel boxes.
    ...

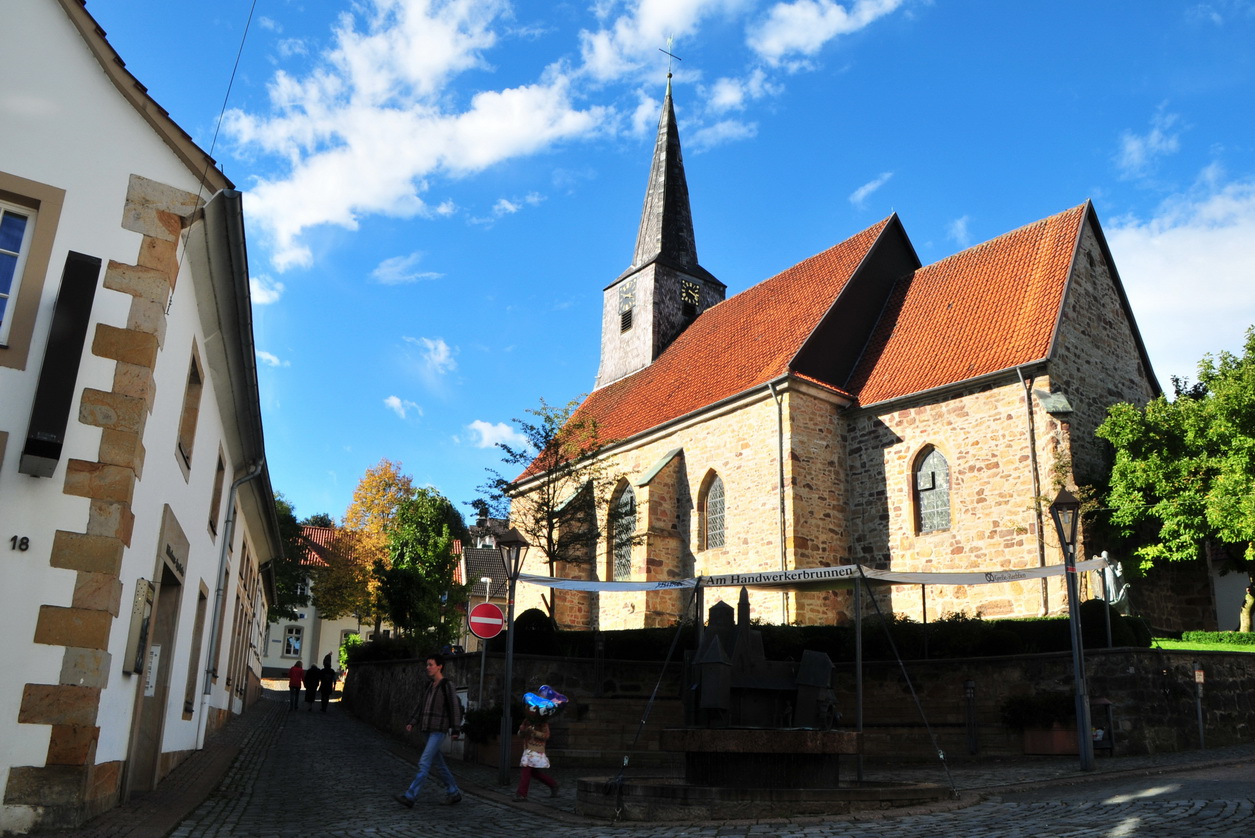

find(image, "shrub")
[1180,630,1255,646]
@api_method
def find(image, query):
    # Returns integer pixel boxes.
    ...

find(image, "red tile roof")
[563,203,1089,455]
[577,218,892,443]
[848,204,1085,405]
[299,525,335,567]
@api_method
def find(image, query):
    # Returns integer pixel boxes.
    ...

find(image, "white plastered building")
[1,1,281,831]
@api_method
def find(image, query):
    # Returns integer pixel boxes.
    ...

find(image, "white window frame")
[283,625,303,658]
[0,199,37,346]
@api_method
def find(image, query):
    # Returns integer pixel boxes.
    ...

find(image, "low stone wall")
[344,648,1255,760]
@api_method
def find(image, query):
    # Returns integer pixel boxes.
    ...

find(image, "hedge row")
[1180,630,1255,646]
[344,601,1152,666]
[479,600,1150,663]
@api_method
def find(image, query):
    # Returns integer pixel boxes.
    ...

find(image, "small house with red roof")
[511,80,1192,632]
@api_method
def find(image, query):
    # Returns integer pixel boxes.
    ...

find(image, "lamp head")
[1049,487,1082,551]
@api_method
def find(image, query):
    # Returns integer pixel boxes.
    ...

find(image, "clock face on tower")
[618,279,636,313]
[680,280,700,306]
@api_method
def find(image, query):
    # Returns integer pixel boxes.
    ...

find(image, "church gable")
[848,204,1089,406]
[790,214,920,389]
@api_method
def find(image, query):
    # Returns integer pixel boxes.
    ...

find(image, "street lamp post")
[1049,487,1095,771]
[495,528,529,785]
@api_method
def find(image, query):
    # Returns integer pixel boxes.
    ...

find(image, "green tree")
[269,493,312,622]
[477,397,623,605]
[301,512,335,527]
[1096,326,1255,628]
[377,488,471,643]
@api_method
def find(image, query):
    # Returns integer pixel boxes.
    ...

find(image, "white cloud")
[255,350,289,367]
[1116,105,1182,178]
[465,419,530,450]
[491,192,543,218]
[689,119,757,151]
[384,395,422,419]
[227,0,607,270]
[372,252,443,284]
[748,0,904,66]
[405,336,457,378]
[577,0,740,82]
[947,215,971,248]
[707,69,779,113]
[849,171,893,207]
[1106,176,1255,389]
[250,275,285,304]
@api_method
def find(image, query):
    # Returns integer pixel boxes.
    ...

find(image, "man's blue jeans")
[404,731,459,800]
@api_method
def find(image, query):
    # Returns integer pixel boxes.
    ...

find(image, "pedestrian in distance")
[287,660,304,711]
[303,660,320,712]
[394,653,463,808]
[319,653,339,712]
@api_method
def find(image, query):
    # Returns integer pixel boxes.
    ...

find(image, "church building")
[512,80,1170,633]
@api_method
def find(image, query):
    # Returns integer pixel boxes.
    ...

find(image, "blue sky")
[88,0,1255,524]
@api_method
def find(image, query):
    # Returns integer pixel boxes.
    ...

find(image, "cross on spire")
[659,37,681,78]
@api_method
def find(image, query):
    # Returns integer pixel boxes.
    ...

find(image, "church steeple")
[594,77,725,390]
[631,77,701,273]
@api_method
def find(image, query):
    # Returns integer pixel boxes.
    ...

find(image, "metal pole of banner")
[1098,554,1112,648]
[854,575,864,782]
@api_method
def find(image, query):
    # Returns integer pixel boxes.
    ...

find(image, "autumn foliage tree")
[340,459,417,633]
[1097,326,1255,629]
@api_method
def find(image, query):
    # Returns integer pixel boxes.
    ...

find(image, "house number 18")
[9,536,30,551]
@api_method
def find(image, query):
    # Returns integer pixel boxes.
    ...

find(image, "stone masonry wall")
[844,379,1066,622]
[1048,220,1158,488]
[346,649,1255,761]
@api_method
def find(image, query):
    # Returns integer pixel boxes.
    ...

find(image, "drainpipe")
[196,460,264,749]
[767,381,788,623]
[1017,368,1049,615]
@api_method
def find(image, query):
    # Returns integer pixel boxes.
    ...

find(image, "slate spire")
[631,76,701,272]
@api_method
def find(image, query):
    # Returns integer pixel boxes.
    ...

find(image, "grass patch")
[1154,638,1255,654]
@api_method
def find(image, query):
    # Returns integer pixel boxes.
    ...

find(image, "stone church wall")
[1048,220,1159,489]
[844,380,1063,622]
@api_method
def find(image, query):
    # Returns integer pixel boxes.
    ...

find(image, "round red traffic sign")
[468,602,505,639]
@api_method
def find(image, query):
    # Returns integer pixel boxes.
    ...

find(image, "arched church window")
[914,447,950,533]
[611,487,636,581]
[701,473,725,550]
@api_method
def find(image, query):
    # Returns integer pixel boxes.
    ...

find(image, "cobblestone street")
[64,689,1255,838]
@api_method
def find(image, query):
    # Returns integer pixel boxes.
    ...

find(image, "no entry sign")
[468,601,505,639]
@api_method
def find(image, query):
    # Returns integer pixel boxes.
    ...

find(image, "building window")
[283,625,302,658]
[914,447,951,534]
[0,200,36,346]
[701,473,725,550]
[208,454,226,535]
[610,487,636,581]
[1,174,64,371]
[176,351,204,472]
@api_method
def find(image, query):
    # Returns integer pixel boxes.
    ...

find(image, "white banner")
[517,557,1107,593]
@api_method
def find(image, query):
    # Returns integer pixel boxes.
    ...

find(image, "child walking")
[514,711,558,801]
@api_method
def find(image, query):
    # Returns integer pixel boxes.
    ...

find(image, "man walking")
[395,653,464,807]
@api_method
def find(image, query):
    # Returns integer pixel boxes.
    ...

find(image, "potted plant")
[999,691,1078,755]
[460,704,524,766]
